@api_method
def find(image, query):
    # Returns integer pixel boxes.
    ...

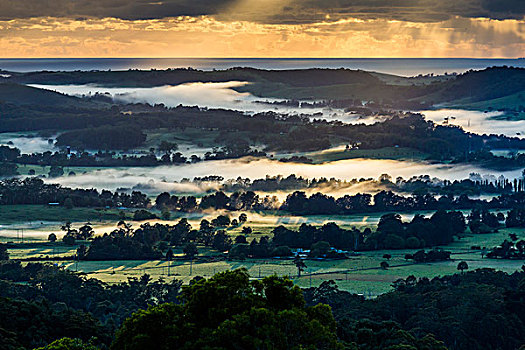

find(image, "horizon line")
[0,57,524,60]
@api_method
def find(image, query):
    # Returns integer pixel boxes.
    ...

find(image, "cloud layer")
[1,0,524,22]
[0,0,523,58]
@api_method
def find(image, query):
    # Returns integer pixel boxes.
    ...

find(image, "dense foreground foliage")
[304,268,525,350]
[0,260,523,349]
[111,270,341,350]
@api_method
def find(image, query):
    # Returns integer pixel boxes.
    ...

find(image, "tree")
[157,241,168,252]
[78,224,94,240]
[48,165,64,178]
[406,236,421,249]
[234,235,248,244]
[380,261,389,269]
[165,248,174,276]
[239,213,248,224]
[183,242,198,276]
[457,261,469,273]
[165,248,174,261]
[63,235,76,245]
[0,243,9,260]
[211,215,230,227]
[271,246,292,257]
[383,234,405,249]
[293,255,307,277]
[111,269,340,350]
[35,337,99,350]
[48,233,57,242]
[155,192,171,208]
[158,141,178,154]
[133,210,157,221]
[77,245,88,260]
[212,230,232,252]
[183,242,198,259]
[310,241,331,258]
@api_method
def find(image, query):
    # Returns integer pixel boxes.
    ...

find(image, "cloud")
[0,16,523,58]
[0,0,523,22]
[0,0,235,21]
[246,0,525,24]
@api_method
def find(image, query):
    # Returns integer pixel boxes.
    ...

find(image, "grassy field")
[306,146,428,163]
[143,128,222,149]
[447,92,525,113]
[5,214,523,296]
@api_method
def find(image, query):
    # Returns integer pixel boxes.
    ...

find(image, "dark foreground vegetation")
[0,259,523,350]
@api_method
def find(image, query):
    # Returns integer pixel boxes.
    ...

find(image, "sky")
[0,0,523,58]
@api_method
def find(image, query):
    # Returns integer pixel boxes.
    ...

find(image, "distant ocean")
[0,58,524,77]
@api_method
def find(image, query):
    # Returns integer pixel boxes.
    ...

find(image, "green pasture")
[143,128,222,149]
[447,92,525,114]
[307,146,428,163]
[5,225,523,296]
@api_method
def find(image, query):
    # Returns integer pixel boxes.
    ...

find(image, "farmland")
[4,210,523,296]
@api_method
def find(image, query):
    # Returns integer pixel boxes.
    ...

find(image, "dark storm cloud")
[0,0,523,22]
[270,0,525,24]
[0,0,235,20]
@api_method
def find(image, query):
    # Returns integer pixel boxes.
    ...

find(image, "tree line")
[0,177,148,208]
[154,189,525,215]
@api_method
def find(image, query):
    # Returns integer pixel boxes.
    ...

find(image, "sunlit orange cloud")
[0,16,523,58]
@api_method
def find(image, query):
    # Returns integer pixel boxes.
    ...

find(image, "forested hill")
[3,66,525,106]
[420,66,525,105]
[3,67,381,88]
[0,83,98,108]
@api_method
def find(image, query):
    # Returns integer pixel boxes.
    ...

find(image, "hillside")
[0,83,98,108]
[3,66,525,109]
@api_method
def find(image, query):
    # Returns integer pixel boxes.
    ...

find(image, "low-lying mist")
[29,82,367,122]
[421,109,525,139]
[30,84,523,137]
[0,133,57,154]
[48,157,524,195]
